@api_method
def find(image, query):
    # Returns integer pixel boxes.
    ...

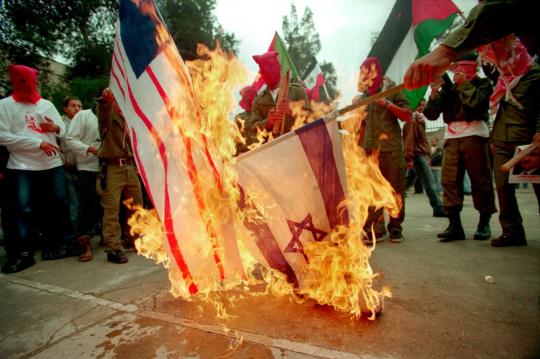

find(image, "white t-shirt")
[443,120,490,140]
[65,109,100,172]
[0,96,65,170]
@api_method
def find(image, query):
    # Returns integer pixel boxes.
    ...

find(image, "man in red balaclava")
[424,55,497,243]
[358,57,412,244]
[304,73,326,102]
[0,64,75,274]
[249,51,310,140]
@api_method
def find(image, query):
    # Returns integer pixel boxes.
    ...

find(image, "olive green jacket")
[443,0,538,58]
[424,77,492,124]
[96,103,134,160]
[361,90,409,153]
[491,64,540,144]
[248,83,311,138]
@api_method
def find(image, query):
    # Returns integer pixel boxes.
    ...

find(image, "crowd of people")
[1,0,538,275]
[0,69,143,273]
[235,0,539,246]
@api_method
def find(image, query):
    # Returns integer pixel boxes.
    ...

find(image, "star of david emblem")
[284,213,327,263]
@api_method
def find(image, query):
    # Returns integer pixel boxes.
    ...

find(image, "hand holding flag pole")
[269,70,291,136]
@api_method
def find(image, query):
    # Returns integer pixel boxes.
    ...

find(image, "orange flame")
[128,44,399,320]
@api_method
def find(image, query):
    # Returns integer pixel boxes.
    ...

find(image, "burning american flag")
[110,0,247,296]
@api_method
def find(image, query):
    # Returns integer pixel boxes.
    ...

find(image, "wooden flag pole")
[338,84,406,116]
[500,142,539,173]
[272,70,290,136]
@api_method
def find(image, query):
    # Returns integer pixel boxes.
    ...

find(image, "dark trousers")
[365,151,406,234]
[441,136,497,215]
[493,141,540,237]
[5,167,73,258]
[405,169,424,193]
[0,175,16,253]
[76,171,102,237]
[65,167,79,230]
[412,154,442,209]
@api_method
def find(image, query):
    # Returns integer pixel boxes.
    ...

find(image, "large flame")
[128,44,399,320]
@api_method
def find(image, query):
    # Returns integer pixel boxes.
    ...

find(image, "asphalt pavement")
[1,187,539,358]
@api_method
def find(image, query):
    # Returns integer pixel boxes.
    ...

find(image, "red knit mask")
[305,73,325,101]
[359,57,383,95]
[253,51,281,89]
[8,64,42,104]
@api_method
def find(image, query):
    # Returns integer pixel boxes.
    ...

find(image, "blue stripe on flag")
[119,0,163,78]
[295,119,349,228]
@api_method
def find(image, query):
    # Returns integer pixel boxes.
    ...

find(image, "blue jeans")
[431,167,442,194]
[76,171,102,237]
[413,155,442,209]
[65,169,79,230]
[6,166,73,256]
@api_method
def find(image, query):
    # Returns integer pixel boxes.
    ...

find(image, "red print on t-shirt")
[25,112,44,133]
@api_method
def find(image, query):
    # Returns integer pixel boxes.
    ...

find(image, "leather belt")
[104,157,135,166]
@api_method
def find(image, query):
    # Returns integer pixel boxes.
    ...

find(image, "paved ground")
[1,188,539,358]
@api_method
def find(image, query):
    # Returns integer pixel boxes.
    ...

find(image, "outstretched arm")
[404,45,456,90]
[404,1,527,90]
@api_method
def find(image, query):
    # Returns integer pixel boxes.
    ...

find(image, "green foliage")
[1,0,116,68]
[282,5,320,76]
[39,80,70,111]
[69,77,109,109]
[1,0,237,107]
[70,39,114,79]
[281,5,338,100]
[63,1,117,78]
[157,0,239,58]
[1,0,116,97]
[40,76,108,111]
[320,61,339,99]
[1,0,71,67]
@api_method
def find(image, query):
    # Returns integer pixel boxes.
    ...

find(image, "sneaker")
[363,230,386,245]
[363,235,385,245]
[107,250,128,264]
[389,231,404,243]
[473,225,491,241]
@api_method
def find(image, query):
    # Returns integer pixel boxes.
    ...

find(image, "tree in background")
[1,0,237,106]
[281,4,338,99]
[0,0,116,107]
[157,0,239,59]
[319,61,337,98]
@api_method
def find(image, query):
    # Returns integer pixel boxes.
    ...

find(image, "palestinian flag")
[269,31,301,80]
[368,0,460,108]
[252,31,300,92]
